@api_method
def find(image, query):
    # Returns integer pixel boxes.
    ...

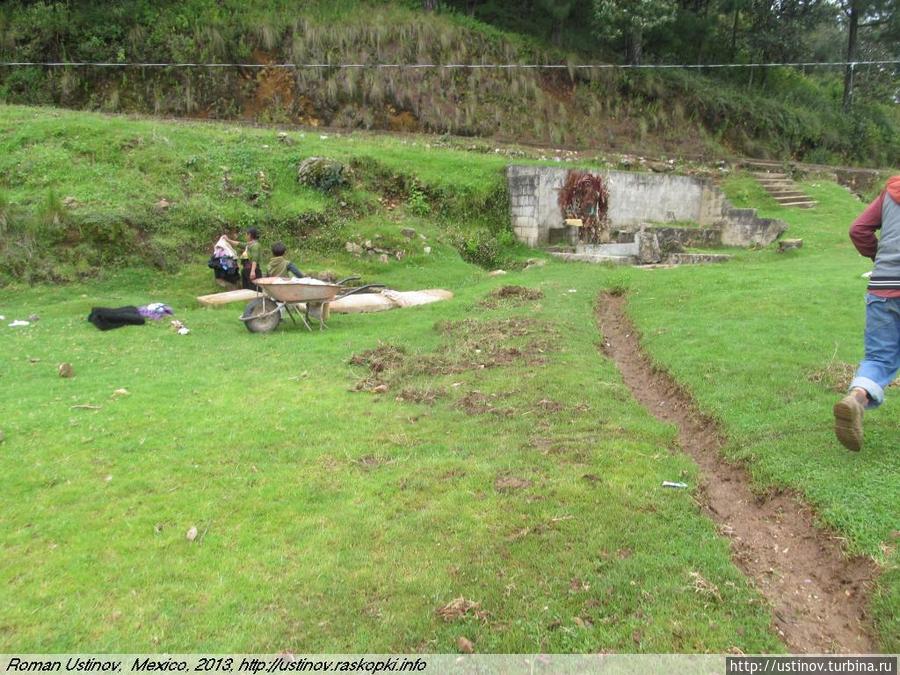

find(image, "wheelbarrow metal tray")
[254,277,342,303]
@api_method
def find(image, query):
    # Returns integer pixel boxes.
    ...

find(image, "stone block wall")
[508,170,541,246]
[506,165,786,248]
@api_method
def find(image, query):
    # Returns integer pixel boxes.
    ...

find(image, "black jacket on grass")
[87,306,146,331]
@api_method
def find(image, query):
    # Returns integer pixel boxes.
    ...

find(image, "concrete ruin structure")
[507,165,788,264]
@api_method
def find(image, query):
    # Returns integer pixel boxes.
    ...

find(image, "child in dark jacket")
[268,241,305,279]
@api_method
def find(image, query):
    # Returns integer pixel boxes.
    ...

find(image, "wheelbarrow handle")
[336,275,361,286]
[337,283,386,299]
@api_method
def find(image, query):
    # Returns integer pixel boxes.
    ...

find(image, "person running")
[834,176,900,451]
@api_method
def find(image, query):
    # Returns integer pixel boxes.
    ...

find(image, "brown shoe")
[833,395,865,451]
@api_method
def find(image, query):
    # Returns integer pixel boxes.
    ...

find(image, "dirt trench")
[596,293,878,654]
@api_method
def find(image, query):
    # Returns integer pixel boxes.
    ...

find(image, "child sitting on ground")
[267,241,305,279]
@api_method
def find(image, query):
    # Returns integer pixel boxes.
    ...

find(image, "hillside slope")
[0,0,897,166]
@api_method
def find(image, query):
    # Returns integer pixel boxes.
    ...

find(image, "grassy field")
[0,107,897,652]
[1,264,784,652]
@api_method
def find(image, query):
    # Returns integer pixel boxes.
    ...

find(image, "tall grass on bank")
[0,1,897,165]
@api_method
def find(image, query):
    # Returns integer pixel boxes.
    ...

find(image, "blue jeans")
[850,294,900,408]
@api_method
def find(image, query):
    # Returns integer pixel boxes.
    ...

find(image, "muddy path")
[596,293,879,654]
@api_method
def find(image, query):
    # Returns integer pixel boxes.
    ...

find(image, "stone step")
[667,253,732,265]
[751,171,789,179]
[744,161,785,171]
[767,190,808,199]
[758,179,794,186]
[549,252,637,265]
[576,242,639,257]
[775,199,818,208]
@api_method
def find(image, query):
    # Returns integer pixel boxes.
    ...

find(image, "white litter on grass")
[662,481,689,489]
[170,319,191,335]
[8,320,30,327]
[861,271,872,278]
[568,289,578,293]
[0,315,5,320]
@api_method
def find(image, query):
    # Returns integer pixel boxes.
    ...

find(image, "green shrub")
[406,183,431,216]
[451,228,508,269]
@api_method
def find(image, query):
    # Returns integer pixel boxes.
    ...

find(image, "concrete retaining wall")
[506,165,785,248]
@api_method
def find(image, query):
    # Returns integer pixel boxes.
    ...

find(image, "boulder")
[636,230,662,264]
[647,160,675,173]
[778,238,803,252]
[297,157,347,192]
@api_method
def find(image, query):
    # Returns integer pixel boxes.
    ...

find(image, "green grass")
[0,109,898,652]
[0,105,514,282]
[0,106,509,210]
[627,176,899,557]
[1,263,781,652]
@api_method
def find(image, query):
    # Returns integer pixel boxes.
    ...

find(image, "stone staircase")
[745,160,817,209]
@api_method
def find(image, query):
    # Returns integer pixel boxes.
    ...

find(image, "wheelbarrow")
[240,276,381,333]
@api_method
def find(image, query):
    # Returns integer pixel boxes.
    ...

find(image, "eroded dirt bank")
[596,292,878,653]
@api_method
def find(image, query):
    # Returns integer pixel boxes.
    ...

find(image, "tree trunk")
[842,0,860,110]
[552,20,563,46]
[627,25,643,65]
[423,0,438,11]
[730,5,739,60]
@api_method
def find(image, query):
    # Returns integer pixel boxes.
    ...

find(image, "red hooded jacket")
[850,176,900,298]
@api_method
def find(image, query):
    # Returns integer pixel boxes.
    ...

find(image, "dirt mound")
[349,343,407,391]
[349,343,407,373]
[455,390,513,416]
[436,317,534,338]
[436,597,487,622]
[479,285,544,308]
[494,475,532,492]
[404,318,551,377]
[396,387,446,405]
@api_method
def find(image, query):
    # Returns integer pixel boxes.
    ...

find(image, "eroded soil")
[596,292,878,654]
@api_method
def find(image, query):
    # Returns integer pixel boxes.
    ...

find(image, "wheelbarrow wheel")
[241,298,281,333]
